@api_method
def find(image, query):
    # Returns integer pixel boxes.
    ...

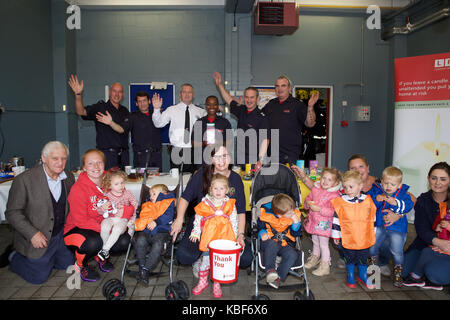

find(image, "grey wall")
[75,9,225,161]
[0,0,56,167]
[252,13,391,176]
[407,17,450,57]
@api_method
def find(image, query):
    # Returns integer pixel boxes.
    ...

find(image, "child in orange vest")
[257,194,302,289]
[331,170,377,289]
[134,184,175,285]
[189,173,238,298]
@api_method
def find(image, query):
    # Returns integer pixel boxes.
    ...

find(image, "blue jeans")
[10,231,74,284]
[260,239,300,281]
[369,227,406,266]
[402,247,450,285]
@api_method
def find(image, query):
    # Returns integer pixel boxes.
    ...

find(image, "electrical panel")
[355,105,371,121]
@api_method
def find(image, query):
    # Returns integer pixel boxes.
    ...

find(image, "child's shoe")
[138,266,150,285]
[192,270,209,295]
[312,260,330,276]
[345,264,356,288]
[97,249,109,261]
[356,264,375,289]
[266,269,280,289]
[367,256,377,275]
[402,273,425,287]
[393,265,403,288]
[304,254,320,269]
[213,282,222,298]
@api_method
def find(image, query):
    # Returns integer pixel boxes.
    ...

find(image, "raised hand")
[152,93,163,110]
[308,91,319,107]
[68,74,84,94]
[213,72,222,86]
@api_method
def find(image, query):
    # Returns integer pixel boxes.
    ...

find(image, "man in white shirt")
[152,83,206,173]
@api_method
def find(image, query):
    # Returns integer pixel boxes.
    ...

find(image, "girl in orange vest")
[189,174,238,298]
[331,170,377,289]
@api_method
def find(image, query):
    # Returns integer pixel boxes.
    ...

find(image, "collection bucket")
[208,239,242,284]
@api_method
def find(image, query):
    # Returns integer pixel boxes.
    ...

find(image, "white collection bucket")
[208,239,242,284]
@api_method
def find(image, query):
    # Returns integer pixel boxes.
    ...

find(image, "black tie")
[184,105,190,144]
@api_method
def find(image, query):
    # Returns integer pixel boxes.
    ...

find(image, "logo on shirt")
[228,187,236,197]
[283,109,290,113]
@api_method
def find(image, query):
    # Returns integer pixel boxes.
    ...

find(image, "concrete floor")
[0,223,449,301]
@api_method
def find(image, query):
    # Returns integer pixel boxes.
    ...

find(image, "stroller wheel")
[165,283,179,300]
[251,294,270,300]
[103,279,121,298]
[173,280,190,300]
[293,290,315,300]
[104,279,126,300]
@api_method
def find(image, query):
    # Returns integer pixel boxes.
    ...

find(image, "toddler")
[190,174,238,298]
[368,166,414,287]
[303,168,342,276]
[97,171,138,261]
[134,184,175,285]
[331,170,377,289]
[257,193,302,289]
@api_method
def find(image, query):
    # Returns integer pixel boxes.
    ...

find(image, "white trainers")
[380,265,391,277]
[304,254,320,269]
[312,260,330,276]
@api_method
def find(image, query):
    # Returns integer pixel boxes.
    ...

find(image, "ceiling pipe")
[382,7,449,39]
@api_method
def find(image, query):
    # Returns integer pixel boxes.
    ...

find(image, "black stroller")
[102,150,189,300]
[249,163,314,300]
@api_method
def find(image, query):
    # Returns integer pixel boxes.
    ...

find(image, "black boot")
[0,244,13,268]
[138,267,150,285]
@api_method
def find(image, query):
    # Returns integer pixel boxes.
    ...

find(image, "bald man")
[69,75,130,169]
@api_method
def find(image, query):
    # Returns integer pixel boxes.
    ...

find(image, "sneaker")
[266,269,278,283]
[97,249,109,261]
[138,267,150,285]
[393,265,403,288]
[312,260,330,276]
[402,273,425,287]
[77,264,101,282]
[304,254,320,269]
[97,258,114,273]
[422,279,443,291]
[268,277,280,289]
[379,265,391,277]
[336,258,346,269]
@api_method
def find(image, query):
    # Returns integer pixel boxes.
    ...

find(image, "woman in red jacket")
[64,149,134,282]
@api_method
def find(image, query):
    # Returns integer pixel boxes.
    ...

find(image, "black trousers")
[100,148,129,170]
[133,149,162,169]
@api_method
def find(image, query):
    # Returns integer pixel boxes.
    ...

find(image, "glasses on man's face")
[213,154,229,161]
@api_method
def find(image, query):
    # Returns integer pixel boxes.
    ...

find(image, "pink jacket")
[303,181,341,237]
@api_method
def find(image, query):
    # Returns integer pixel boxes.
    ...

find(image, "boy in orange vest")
[134,184,175,285]
[331,170,377,289]
[257,194,302,289]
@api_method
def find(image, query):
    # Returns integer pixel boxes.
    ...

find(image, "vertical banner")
[393,53,450,210]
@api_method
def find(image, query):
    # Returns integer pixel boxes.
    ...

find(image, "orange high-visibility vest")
[260,208,301,247]
[331,196,376,250]
[135,198,175,231]
[194,198,237,252]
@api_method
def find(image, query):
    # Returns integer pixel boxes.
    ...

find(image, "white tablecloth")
[0,173,191,223]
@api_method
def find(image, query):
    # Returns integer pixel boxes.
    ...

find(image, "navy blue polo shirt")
[181,167,246,214]
[230,100,270,164]
[82,100,130,150]
[123,110,161,151]
[262,95,307,162]
[191,115,232,145]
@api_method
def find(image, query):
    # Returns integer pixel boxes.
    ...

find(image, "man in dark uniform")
[191,95,232,166]
[262,75,318,164]
[124,91,162,168]
[68,74,130,169]
[213,72,270,172]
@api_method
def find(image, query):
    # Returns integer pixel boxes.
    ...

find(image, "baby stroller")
[102,149,189,300]
[249,163,314,300]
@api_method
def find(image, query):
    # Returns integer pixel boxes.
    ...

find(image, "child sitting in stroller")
[257,193,302,289]
[189,173,238,298]
[134,184,175,285]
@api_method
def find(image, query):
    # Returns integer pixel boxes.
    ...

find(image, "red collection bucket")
[208,239,242,284]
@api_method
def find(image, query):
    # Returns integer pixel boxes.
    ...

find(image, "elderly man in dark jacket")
[5,141,75,284]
